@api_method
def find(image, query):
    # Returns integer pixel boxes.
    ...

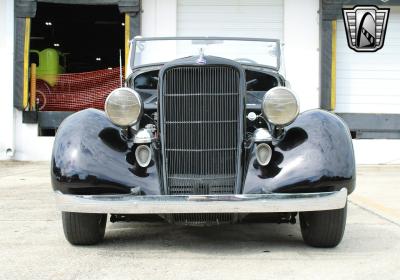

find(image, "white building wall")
[283,0,320,111]
[13,110,54,161]
[353,140,400,164]
[141,0,177,36]
[0,0,15,160]
[2,0,398,163]
[142,0,320,111]
[141,0,400,164]
[335,7,400,114]
[0,0,54,161]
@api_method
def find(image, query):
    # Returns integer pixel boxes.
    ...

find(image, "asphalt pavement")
[0,161,399,280]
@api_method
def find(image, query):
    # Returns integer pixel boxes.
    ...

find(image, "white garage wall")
[141,0,177,36]
[283,0,320,111]
[336,7,400,113]
[0,0,15,160]
[177,0,283,39]
[4,0,396,163]
[141,0,400,165]
[13,110,54,161]
[176,0,320,111]
[142,0,320,112]
[353,139,400,164]
[335,7,400,164]
[0,1,55,161]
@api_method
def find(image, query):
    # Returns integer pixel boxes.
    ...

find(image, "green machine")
[30,48,66,87]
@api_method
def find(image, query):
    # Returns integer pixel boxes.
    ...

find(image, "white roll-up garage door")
[335,7,400,114]
[177,0,284,39]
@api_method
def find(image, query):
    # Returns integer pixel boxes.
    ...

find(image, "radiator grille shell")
[160,63,244,196]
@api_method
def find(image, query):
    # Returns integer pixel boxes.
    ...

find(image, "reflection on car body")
[51,37,355,248]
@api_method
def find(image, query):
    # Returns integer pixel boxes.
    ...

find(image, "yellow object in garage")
[30,48,66,87]
[125,13,130,78]
[30,63,37,111]
[23,17,31,109]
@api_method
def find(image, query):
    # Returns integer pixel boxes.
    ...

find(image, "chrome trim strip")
[133,36,281,43]
[55,189,347,214]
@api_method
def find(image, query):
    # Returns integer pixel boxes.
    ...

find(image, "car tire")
[62,212,107,245]
[299,201,347,248]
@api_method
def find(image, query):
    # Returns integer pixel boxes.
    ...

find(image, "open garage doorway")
[27,2,130,132]
[30,3,125,73]
[15,0,140,136]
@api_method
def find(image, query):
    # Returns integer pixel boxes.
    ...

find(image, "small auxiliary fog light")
[135,145,151,167]
[256,143,272,166]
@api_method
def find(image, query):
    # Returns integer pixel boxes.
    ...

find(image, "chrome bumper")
[55,188,347,214]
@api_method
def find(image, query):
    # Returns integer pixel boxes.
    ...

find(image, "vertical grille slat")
[161,65,241,196]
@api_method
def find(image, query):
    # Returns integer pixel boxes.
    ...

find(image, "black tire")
[62,212,107,245]
[300,202,347,248]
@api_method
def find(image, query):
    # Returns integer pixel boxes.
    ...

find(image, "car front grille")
[160,65,242,195]
[167,213,236,226]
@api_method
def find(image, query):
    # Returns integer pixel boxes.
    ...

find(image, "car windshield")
[131,37,281,70]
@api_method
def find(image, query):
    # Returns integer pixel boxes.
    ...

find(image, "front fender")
[243,109,356,194]
[52,109,355,196]
[51,109,163,195]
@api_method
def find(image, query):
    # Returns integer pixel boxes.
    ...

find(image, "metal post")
[30,63,36,111]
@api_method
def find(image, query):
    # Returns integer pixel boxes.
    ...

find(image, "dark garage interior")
[30,2,125,73]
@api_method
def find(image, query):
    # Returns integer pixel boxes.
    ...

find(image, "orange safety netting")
[36,67,124,111]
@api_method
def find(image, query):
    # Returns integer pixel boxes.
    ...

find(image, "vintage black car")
[52,37,355,247]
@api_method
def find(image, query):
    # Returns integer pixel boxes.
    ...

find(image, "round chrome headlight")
[262,87,299,126]
[105,87,143,127]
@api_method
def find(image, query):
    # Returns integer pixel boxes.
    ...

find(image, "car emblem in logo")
[196,48,206,64]
[342,5,390,52]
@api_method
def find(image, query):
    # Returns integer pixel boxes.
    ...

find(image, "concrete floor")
[0,162,399,280]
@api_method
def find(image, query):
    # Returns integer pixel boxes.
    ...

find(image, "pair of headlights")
[105,86,299,128]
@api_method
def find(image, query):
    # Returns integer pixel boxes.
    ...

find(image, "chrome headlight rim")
[104,87,143,127]
[262,86,300,127]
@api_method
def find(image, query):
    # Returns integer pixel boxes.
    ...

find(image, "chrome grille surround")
[160,63,244,197]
